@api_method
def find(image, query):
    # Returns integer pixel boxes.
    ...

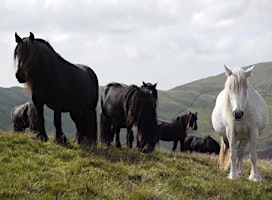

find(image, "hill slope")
[0,132,272,200]
[1,62,271,155]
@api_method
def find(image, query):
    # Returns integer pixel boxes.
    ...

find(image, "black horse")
[158,112,198,151]
[14,32,98,145]
[182,135,220,154]
[103,82,158,148]
[100,83,158,153]
[11,102,38,132]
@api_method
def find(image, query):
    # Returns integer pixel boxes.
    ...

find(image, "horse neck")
[179,114,191,136]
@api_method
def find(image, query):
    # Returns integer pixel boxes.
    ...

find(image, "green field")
[0,132,272,200]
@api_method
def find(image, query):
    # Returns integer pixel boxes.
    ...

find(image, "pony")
[158,112,198,151]
[103,82,158,148]
[100,83,158,153]
[11,101,38,132]
[14,32,98,145]
[211,66,269,182]
[182,135,220,154]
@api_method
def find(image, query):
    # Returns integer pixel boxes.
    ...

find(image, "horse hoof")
[54,136,69,145]
[35,134,48,142]
[227,173,239,180]
[116,142,121,148]
[249,174,262,182]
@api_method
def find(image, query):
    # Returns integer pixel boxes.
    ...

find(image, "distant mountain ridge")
[1,61,271,157]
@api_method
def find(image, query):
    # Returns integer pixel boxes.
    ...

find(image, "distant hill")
[1,62,271,157]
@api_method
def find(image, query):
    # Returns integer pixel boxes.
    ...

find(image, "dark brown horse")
[103,82,158,148]
[11,101,38,132]
[158,112,198,151]
[14,32,98,145]
[100,83,158,153]
[182,135,220,154]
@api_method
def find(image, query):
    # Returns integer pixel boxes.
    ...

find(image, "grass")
[0,131,272,200]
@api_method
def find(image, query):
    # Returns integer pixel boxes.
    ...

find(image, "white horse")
[211,66,269,182]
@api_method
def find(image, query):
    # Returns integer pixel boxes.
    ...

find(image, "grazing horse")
[182,135,220,154]
[158,112,198,151]
[14,32,98,145]
[100,83,158,153]
[11,102,38,132]
[103,82,158,148]
[211,66,269,182]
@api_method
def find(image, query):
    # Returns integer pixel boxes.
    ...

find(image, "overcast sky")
[1,0,272,90]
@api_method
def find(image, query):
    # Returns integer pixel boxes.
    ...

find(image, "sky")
[1,0,272,90]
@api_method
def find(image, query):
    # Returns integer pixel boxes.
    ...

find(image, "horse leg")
[115,127,121,148]
[70,111,85,144]
[237,140,247,174]
[87,106,97,147]
[226,128,238,180]
[172,141,178,151]
[33,102,48,141]
[127,127,134,149]
[100,111,112,146]
[248,129,261,182]
[53,110,68,145]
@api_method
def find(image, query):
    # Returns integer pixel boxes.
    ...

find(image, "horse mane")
[125,85,157,127]
[225,68,248,92]
[14,36,69,71]
[224,67,248,122]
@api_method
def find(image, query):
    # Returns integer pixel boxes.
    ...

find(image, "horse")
[103,82,158,148]
[182,135,220,154]
[211,66,269,182]
[100,83,158,153]
[14,32,98,145]
[158,112,198,151]
[11,101,38,132]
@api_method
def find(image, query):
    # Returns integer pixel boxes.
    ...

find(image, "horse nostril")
[233,110,244,119]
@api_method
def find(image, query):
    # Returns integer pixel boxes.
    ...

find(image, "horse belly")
[159,126,180,141]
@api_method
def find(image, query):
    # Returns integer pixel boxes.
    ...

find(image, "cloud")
[1,0,272,90]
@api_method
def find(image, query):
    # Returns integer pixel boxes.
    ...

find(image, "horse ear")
[245,66,254,78]
[153,82,157,88]
[195,112,197,116]
[29,32,34,40]
[142,81,147,86]
[224,65,232,76]
[15,32,22,43]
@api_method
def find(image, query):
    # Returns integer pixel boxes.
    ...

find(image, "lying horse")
[104,82,158,148]
[100,83,158,153]
[14,32,98,145]
[211,66,269,182]
[158,112,198,151]
[11,102,38,132]
[182,135,220,154]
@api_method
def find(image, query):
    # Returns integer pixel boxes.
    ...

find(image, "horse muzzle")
[16,72,26,83]
[232,110,244,120]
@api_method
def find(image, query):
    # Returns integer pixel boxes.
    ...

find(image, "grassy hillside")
[0,131,272,200]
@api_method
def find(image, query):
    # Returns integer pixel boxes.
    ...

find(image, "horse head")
[140,81,158,102]
[224,65,254,120]
[189,112,198,130]
[14,32,35,83]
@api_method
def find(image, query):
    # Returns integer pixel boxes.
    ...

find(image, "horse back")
[158,120,184,141]
[101,83,128,126]
[43,63,98,111]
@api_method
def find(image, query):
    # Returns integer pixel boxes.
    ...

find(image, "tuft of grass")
[0,131,272,200]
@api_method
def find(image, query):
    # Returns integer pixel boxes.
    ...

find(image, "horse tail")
[219,137,230,170]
